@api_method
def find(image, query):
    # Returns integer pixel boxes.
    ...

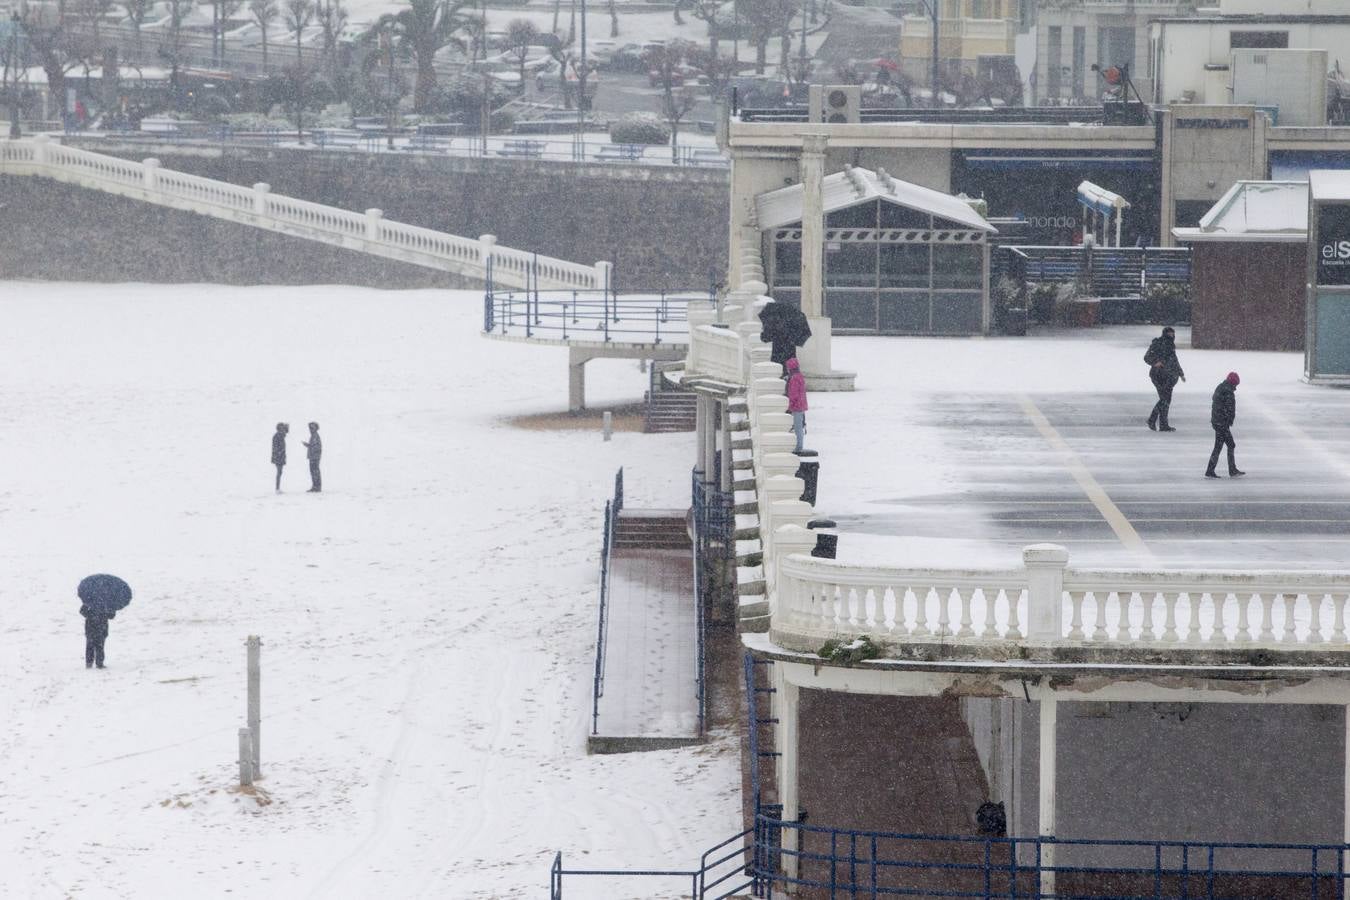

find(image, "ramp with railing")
[0,136,605,290]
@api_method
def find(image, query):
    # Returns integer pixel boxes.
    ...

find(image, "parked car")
[647,63,704,89]
[604,43,645,73]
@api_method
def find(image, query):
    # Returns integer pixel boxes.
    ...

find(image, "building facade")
[899,0,1023,84]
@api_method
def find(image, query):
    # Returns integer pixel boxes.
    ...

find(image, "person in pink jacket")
[785,357,808,453]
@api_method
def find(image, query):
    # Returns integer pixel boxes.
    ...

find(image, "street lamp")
[575,0,588,153]
[5,11,22,138]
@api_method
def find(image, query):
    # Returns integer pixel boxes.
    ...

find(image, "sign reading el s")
[1317,205,1350,286]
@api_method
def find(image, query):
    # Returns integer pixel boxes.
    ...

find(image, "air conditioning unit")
[808,84,862,124]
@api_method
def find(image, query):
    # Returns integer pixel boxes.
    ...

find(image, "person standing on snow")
[1205,372,1245,479]
[271,422,289,492]
[785,357,808,453]
[1144,326,1185,432]
[303,422,322,492]
[81,604,114,669]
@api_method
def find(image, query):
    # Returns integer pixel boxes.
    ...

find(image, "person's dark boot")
[1160,425,1176,432]
[1205,470,1219,479]
[1146,418,1157,431]
[1230,469,1246,477]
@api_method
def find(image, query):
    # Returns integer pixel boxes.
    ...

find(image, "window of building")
[1230,31,1289,49]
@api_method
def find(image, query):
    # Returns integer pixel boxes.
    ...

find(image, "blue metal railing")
[549,827,754,900]
[590,467,623,736]
[484,287,697,343]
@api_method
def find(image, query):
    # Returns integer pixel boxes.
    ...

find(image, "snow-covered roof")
[1172,180,1308,243]
[1310,169,1350,202]
[755,165,996,232]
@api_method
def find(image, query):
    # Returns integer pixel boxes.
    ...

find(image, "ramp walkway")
[589,494,702,753]
[0,136,602,290]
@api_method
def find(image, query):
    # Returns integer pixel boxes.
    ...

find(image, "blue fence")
[691,468,735,735]
[590,467,623,736]
[995,245,1192,299]
[483,286,697,344]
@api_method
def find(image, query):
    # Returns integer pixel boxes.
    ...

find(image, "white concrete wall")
[1155,21,1350,106]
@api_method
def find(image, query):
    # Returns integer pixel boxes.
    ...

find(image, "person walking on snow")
[1205,372,1245,479]
[1145,326,1185,431]
[786,357,808,453]
[81,604,114,669]
[303,421,322,492]
[271,422,289,492]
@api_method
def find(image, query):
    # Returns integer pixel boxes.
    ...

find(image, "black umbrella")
[759,302,813,365]
[78,574,132,615]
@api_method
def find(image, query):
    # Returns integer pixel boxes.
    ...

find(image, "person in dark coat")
[759,302,812,370]
[1144,326,1185,431]
[303,421,322,492]
[1205,372,1245,478]
[81,604,114,668]
[271,422,289,492]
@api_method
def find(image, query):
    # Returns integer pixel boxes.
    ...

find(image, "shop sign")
[1317,204,1350,286]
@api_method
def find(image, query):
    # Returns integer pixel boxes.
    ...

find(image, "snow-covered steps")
[613,508,691,550]
[642,389,697,434]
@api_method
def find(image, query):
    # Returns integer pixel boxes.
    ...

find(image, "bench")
[406,133,452,152]
[685,147,726,167]
[595,143,644,162]
[497,139,545,158]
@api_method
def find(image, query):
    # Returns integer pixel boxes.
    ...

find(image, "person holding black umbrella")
[77,574,132,669]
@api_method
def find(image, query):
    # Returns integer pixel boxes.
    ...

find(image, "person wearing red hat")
[1205,372,1245,478]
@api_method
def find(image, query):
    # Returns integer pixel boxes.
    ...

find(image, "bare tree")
[124,0,153,61]
[741,0,795,75]
[314,0,347,76]
[607,0,618,38]
[282,0,313,138]
[283,0,314,65]
[690,0,723,60]
[249,0,279,71]
[158,0,195,105]
[646,39,699,162]
[504,18,537,86]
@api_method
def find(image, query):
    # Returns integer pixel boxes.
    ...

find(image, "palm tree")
[371,0,471,114]
[124,0,153,61]
[315,0,347,77]
[249,0,279,71]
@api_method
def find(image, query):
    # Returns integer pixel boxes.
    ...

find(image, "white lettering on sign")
[1324,241,1350,261]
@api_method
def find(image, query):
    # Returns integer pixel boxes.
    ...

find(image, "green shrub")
[609,112,670,145]
[1027,281,1058,325]
[818,635,881,664]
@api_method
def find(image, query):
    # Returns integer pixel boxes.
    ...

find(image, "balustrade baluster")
[841,586,858,628]
[979,589,999,639]
[1208,594,1227,645]
[1334,593,1348,643]
[1309,593,1326,644]
[1091,592,1109,641]
[1162,592,1180,642]
[1259,593,1276,642]
[817,580,836,628]
[895,586,912,636]
[957,588,975,638]
[1236,593,1253,643]
[912,587,931,637]
[1006,589,1024,640]
[1281,594,1298,643]
[936,587,952,638]
[1117,592,1134,641]
[1066,591,1086,640]
[872,586,890,633]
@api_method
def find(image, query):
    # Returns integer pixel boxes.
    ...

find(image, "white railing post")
[736,323,763,385]
[594,260,612,293]
[142,156,159,192]
[252,182,270,215]
[772,524,819,619]
[364,207,383,241]
[32,133,50,166]
[479,233,497,275]
[1025,544,1069,642]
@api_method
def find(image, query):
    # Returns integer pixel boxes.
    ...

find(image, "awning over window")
[755,165,996,233]
[1077,181,1131,218]
[1172,180,1309,243]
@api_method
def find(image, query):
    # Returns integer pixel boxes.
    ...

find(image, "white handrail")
[0,136,602,290]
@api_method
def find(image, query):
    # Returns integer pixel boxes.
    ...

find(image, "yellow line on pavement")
[1017,395,1153,561]
[1245,394,1350,483]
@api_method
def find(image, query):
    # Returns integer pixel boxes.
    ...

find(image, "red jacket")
[786,360,808,412]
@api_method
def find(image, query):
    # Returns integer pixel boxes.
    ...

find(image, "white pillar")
[246,635,261,777]
[798,133,829,318]
[479,233,497,276]
[718,401,733,491]
[252,182,271,216]
[1039,696,1058,897]
[1024,544,1069,642]
[142,156,159,191]
[594,259,613,293]
[776,668,802,881]
[702,396,712,477]
[364,207,382,241]
[567,348,588,411]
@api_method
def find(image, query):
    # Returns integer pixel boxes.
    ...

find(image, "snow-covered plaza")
[0,283,741,899]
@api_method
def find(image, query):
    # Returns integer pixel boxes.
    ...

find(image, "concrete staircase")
[613,509,692,550]
[643,389,698,434]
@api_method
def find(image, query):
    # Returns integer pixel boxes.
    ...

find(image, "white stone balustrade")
[770,543,1350,660]
[0,138,598,290]
[686,323,743,383]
